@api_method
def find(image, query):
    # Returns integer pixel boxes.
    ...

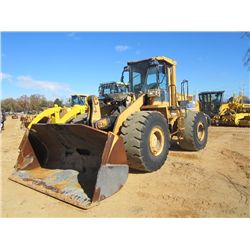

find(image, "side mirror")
[123,66,130,71]
[121,66,130,82]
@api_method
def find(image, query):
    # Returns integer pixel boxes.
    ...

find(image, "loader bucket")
[9,124,129,209]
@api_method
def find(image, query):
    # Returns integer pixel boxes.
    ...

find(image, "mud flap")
[9,124,129,209]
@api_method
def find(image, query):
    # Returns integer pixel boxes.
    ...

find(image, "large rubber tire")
[120,111,170,172]
[179,111,208,151]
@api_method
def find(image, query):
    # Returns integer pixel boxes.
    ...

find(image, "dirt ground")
[1,117,249,217]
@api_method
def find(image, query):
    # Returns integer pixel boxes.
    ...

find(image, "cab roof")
[127,56,176,66]
[199,91,225,95]
[71,94,89,97]
[99,81,128,87]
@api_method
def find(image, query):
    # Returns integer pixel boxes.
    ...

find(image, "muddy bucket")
[9,124,129,209]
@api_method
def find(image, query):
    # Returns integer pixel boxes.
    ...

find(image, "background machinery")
[199,91,250,126]
[198,91,224,119]
[176,80,198,111]
[218,95,250,126]
[20,113,37,129]
[98,81,130,97]
[11,113,19,119]
[10,56,209,209]
[25,94,88,128]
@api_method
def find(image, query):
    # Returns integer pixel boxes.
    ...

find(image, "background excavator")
[10,56,209,209]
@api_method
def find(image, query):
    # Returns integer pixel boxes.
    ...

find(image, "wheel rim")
[149,127,165,156]
[197,121,205,141]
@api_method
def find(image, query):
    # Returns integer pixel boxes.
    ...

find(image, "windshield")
[211,93,222,104]
[132,71,143,94]
[199,92,223,114]
[100,84,129,96]
[116,85,129,93]
[199,93,223,105]
[147,67,157,86]
[103,87,116,95]
[71,95,86,106]
[129,61,169,101]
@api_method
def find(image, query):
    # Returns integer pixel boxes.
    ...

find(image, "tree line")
[1,93,249,113]
[1,94,64,113]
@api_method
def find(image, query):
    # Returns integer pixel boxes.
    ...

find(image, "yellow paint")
[217,94,250,127]
[87,96,102,125]
[57,105,88,124]
[113,94,145,134]
[196,121,205,141]
[28,94,89,128]
[149,126,165,156]
[128,56,176,66]
[28,105,63,129]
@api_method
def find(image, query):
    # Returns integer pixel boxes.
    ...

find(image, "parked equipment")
[20,114,37,129]
[199,91,250,127]
[99,81,130,97]
[217,95,250,127]
[11,113,18,119]
[10,56,209,209]
[198,91,224,119]
[26,94,88,129]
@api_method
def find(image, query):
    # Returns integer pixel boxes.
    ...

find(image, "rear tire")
[179,111,208,151]
[120,111,170,172]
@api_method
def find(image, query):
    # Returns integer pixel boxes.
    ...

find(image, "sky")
[1,32,249,101]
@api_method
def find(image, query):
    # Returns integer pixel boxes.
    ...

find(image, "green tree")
[29,94,48,111]
[1,98,20,112]
[53,98,63,107]
[1,94,62,112]
[17,95,30,112]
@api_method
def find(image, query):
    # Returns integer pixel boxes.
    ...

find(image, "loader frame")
[10,56,209,209]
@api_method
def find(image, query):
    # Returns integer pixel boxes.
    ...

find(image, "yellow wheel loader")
[25,94,88,129]
[10,56,209,209]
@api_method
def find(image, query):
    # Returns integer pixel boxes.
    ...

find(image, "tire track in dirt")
[220,149,250,179]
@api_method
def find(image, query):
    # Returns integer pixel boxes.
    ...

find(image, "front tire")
[120,111,170,172]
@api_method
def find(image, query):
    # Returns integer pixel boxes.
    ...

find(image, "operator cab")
[98,82,129,97]
[198,91,224,117]
[71,94,87,106]
[124,57,173,102]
